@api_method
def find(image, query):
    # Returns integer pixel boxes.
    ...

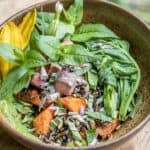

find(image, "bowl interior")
[0,0,150,149]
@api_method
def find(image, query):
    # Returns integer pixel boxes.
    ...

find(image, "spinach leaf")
[38,35,60,61]
[0,98,38,141]
[13,69,35,94]
[23,49,48,68]
[129,95,142,118]
[55,21,75,39]
[104,85,118,118]
[29,28,40,50]
[87,70,98,90]
[86,129,97,145]
[87,111,112,122]
[87,95,94,112]
[71,24,118,42]
[68,121,82,141]
[0,67,28,100]
[58,44,93,65]
[63,0,83,25]
[0,43,24,64]
[36,12,55,35]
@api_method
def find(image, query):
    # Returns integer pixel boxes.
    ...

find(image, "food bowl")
[0,0,150,149]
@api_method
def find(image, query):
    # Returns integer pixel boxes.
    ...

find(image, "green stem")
[119,50,141,120]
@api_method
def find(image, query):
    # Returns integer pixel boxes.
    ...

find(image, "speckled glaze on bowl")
[0,0,150,150]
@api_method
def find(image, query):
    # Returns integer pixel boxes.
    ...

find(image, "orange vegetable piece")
[33,108,54,135]
[28,90,41,106]
[61,96,87,112]
[96,119,120,139]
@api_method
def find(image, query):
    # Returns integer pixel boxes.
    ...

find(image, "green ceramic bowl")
[0,0,150,149]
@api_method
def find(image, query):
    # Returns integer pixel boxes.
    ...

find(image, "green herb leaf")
[104,85,118,118]
[55,21,75,39]
[0,43,24,64]
[87,70,98,90]
[23,49,48,68]
[87,111,112,122]
[71,24,118,42]
[59,44,93,65]
[38,35,60,61]
[68,121,82,141]
[36,12,55,35]
[0,67,28,100]
[87,95,94,112]
[63,0,83,25]
[86,129,97,145]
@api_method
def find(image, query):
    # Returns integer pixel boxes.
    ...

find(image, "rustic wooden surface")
[0,0,150,150]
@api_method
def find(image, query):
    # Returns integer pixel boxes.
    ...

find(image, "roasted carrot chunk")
[61,96,87,112]
[28,90,41,106]
[96,119,119,139]
[33,108,54,135]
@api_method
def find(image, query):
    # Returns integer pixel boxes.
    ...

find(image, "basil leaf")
[71,24,118,42]
[23,50,48,68]
[68,121,82,141]
[86,129,97,145]
[36,12,55,35]
[0,43,24,64]
[38,35,60,60]
[87,70,98,90]
[59,44,94,65]
[13,69,35,94]
[0,67,28,100]
[87,111,112,122]
[87,95,94,112]
[104,85,118,118]
[56,21,75,39]
[64,0,83,25]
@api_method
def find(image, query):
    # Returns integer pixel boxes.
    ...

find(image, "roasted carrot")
[28,89,41,106]
[96,119,119,139]
[61,96,87,112]
[33,108,54,135]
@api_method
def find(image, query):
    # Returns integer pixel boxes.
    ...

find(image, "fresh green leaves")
[58,44,93,65]
[86,129,97,145]
[0,67,28,100]
[87,70,98,90]
[72,24,118,42]
[0,43,24,64]
[23,49,48,68]
[63,0,83,25]
[68,121,82,141]
[38,35,60,60]
[87,111,112,122]
[104,85,118,118]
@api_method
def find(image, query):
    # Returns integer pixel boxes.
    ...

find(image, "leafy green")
[58,44,93,65]
[86,129,97,145]
[63,0,83,25]
[71,24,118,42]
[129,95,142,118]
[13,69,34,94]
[50,117,63,130]
[36,12,55,35]
[23,49,48,68]
[0,97,38,141]
[38,35,60,60]
[104,85,118,118]
[55,21,75,39]
[87,111,112,122]
[68,121,82,141]
[0,67,28,100]
[87,70,98,90]
[87,95,94,112]
[0,43,24,64]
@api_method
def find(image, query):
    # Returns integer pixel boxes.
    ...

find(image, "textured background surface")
[0,0,150,150]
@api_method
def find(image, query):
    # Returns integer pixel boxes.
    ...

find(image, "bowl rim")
[0,0,150,149]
